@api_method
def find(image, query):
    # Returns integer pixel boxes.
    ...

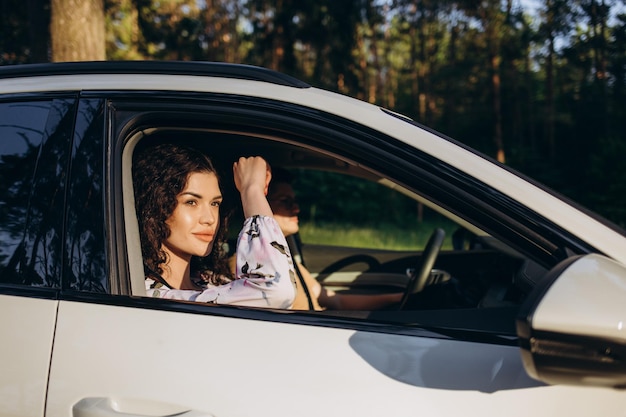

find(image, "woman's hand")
[233,156,271,194]
[233,157,273,218]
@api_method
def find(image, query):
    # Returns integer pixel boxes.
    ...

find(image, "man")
[267,167,402,310]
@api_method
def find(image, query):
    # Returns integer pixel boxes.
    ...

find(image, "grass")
[299,221,457,250]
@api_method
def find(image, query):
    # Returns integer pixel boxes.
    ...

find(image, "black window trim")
[0,61,311,89]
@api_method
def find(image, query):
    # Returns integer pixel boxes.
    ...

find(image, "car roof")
[0,60,311,88]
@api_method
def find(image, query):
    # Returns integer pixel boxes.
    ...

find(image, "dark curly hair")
[132,142,233,286]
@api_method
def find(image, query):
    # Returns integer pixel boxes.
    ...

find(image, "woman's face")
[162,171,222,262]
[268,182,300,237]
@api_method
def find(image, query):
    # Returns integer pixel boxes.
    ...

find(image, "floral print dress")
[145,215,296,308]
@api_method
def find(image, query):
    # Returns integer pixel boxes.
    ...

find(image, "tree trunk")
[50,0,105,61]
[591,0,609,137]
[482,1,506,163]
[546,30,556,160]
[409,26,419,120]
[491,52,505,163]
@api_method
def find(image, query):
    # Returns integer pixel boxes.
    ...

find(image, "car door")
[46,300,625,417]
[45,93,626,417]
[0,97,75,417]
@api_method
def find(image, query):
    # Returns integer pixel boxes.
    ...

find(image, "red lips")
[193,233,215,242]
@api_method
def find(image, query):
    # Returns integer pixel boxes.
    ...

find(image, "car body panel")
[46,299,626,417]
[0,295,57,417]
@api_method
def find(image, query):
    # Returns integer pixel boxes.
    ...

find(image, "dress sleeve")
[145,215,297,308]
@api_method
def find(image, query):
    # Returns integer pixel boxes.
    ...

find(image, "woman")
[132,143,296,308]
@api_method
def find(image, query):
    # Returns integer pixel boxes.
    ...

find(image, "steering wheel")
[397,228,446,310]
[316,254,381,280]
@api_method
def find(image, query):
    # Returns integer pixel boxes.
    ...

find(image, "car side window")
[293,169,456,254]
[0,98,75,287]
[115,107,527,334]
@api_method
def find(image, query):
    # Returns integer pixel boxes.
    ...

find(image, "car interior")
[122,122,550,338]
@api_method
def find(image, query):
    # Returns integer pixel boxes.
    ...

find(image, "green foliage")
[299,221,457,250]
[0,0,49,64]
[292,169,423,227]
[4,0,626,226]
[586,136,626,227]
[290,169,458,250]
[105,0,144,60]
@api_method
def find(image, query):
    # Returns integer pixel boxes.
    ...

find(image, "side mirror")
[516,254,626,388]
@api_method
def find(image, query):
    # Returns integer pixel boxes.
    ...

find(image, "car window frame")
[102,91,595,343]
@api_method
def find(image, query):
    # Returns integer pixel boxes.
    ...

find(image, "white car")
[1,61,625,417]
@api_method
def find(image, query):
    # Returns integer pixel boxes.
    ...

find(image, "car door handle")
[73,397,215,417]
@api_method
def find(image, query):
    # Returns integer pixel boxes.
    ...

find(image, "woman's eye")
[211,200,222,207]
[184,200,197,206]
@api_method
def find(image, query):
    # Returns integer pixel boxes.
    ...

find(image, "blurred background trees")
[1,0,626,227]
[51,0,106,61]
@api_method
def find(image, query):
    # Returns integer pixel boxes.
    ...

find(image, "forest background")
[2,0,626,234]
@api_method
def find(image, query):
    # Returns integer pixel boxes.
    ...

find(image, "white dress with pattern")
[145,215,296,308]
